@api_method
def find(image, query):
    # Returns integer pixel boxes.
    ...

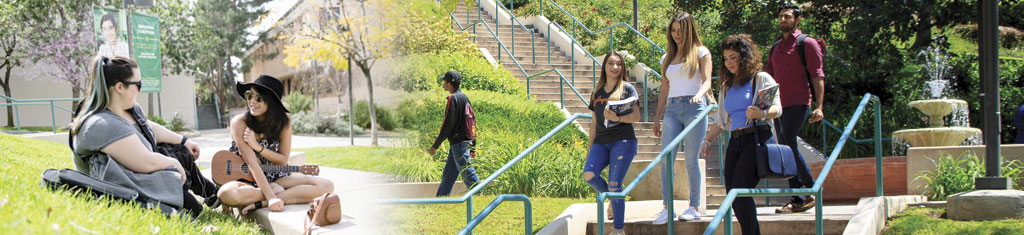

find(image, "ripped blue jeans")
[584,139,637,229]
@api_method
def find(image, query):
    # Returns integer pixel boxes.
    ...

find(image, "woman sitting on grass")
[216,75,334,214]
[70,56,205,217]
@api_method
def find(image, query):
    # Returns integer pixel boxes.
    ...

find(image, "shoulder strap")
[796,34,816,97]
[128,107,158,149]
[769,39,781,61]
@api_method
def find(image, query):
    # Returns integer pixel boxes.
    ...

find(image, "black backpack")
[768,34,827,97]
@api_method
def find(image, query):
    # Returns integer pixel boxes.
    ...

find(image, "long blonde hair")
[70,56,138,136]
[593,51,629,103]
[661,12,704,79]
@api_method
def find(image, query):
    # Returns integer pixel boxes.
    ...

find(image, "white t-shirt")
[661,46,710,98]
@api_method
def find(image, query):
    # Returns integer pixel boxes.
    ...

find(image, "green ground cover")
[382,195,592,234]
[0,133,263,234]
[885,207,1024,235]
[0,126,66,133]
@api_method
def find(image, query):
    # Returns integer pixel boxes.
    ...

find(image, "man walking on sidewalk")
[765,3,825,213]
[429,71,480,196]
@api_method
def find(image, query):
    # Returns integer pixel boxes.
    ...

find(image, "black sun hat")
[236,75,290,113]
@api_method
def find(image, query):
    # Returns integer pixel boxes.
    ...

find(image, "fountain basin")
[892,127,981,147]
[909,99,968,127]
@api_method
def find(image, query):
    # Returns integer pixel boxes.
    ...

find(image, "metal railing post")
[466,197,473,235]
[49,100,56,134]
[15,105,21,133]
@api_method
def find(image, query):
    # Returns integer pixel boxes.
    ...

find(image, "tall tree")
[282,0,403,146]
[0,1,95,127]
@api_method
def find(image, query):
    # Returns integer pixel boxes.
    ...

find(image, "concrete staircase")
[451,3,748,210]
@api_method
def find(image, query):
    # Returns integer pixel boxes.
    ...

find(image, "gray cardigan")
[711,72,783,132]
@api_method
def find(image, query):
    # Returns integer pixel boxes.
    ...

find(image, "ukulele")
[210,150,320,185]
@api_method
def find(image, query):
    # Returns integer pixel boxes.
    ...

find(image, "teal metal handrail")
[453,1,537,63]
[0,94,82,134]
[596,105,718,235]
[378,113,593,234]
[525,68,590,108]
[704,93,883,235]
[451,15,531,81]
[457,194,532,235]
[820,118,893,157]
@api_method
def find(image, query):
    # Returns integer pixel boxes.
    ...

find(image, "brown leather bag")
[303,193,341,234]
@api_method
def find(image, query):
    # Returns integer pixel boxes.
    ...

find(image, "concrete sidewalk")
[189,128,404,169]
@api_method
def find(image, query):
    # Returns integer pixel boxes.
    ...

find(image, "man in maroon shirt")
[765,3,825,213]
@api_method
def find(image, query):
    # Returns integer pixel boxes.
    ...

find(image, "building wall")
[1,60,198,130]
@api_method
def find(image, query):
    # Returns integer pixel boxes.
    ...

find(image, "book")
[604,96,637,128]
[747,84,779,124]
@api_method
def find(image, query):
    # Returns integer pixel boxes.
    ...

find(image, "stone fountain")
[892,45,982,147]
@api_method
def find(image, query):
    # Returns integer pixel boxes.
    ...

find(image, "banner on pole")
[131,11,162,93]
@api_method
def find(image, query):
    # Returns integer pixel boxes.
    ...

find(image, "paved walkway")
[192,128,407,234]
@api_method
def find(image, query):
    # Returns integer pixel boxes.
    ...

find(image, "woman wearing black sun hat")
[216,75,334,214]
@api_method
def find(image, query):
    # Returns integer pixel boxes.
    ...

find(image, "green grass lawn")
[383,195,592,234]
[0,133,264,234]
[298,146,443,182]
[0,126,67,133]
[885,207,1024,234]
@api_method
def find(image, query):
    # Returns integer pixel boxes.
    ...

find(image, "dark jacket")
[432,90,473,149]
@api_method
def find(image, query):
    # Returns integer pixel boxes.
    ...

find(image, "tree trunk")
[359,64,378,146]
[911,0,936,51]
[3,65,12,127]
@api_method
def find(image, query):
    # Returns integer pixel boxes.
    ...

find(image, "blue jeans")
[436,140,479,196]
[773,105,816,204]
[584,139,637,229]
[660,96,707,209]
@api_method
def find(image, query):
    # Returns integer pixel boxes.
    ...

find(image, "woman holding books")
[700,34,782,235]
[584,51,641,235]
[650,11,714,224]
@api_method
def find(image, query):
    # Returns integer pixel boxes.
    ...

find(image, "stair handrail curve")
[819,118,893,157]
[538,0,667,121]
[449,14,532,82]
[595,104,719,235]
[452,0,538,64]
[0,94,82,134]
[525,68,590,109]
[704,93,884,235]
[377,113,593,235]
[457,194,532,235]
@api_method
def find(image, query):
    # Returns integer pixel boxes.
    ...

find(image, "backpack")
[769,34,827,97]
[464,101,477,140]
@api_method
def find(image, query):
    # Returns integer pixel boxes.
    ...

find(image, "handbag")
[749,74,797,180]
[304,192,342,234]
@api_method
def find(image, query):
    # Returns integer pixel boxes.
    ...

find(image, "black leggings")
[723,129,772,235]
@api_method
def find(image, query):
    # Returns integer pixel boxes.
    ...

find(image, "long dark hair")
[719,34,762,90]
[243,87,290,142]
[71,56,138,136]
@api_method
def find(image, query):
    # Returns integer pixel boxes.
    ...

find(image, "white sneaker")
[608,228,625,235]
[677,207,701,221]
[651,208,670,225]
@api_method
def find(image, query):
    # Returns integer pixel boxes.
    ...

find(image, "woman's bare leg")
[272,175,335,204]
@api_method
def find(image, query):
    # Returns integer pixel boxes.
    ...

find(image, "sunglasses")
[122,80,142,92]
[244,90,264,103]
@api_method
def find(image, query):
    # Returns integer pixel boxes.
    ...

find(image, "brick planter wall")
[809,156,908,203]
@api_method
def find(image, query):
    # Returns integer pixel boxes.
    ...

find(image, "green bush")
[292,111,365,136]
[147,115,168,126]
[916,151,1024,201]
[390,52,526,95]
[397,90,591,197]
[168,112,187,132]
[353,100,398,131]
[283,93,314,114]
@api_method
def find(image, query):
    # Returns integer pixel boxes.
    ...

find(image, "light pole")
[976,0,1008,189]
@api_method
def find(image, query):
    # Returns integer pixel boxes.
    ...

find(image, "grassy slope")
[885,207,1024,234]
[0,133,263,234]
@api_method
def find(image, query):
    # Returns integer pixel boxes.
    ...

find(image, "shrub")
[353,100,397,131]
[916,151,1024,201]
[169,112,187,132]
[389,52,526,95]
[397,90,591,197]
[283,93,314,114]
[291,111,365,136]
[147,115,168,126]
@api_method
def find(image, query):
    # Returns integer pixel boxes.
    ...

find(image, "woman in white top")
[650,11,713,224]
